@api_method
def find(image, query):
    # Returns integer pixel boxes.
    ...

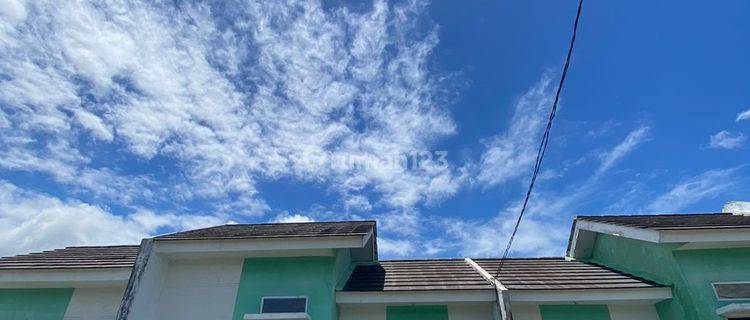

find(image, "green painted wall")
[587,234,692,320]
[0,288,73,320]
[539,305,611,320]
[587,234,750,320]
[673,248,750,314]
[386,305,449,320]
[231,256,341,320]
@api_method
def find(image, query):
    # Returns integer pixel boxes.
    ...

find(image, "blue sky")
[0,0,748,258]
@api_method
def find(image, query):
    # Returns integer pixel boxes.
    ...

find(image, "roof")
[472,258,664,290]
[341,259,494,291]
[576,212,750,230]
[341,258,664,292]
[0,245,139,270]
[156,220,376,241]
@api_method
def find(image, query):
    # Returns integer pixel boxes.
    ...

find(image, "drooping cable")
[495,0,584,276]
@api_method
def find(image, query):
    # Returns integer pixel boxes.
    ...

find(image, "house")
[0,205,748,320]
[568,206,750,320]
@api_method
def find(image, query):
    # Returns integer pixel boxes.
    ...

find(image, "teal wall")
[0,288,73,320]
[673,248,750,313]
[231,255,345,320]
[386,305,449,320]
[539,305,611,320]
[588,234,750,320]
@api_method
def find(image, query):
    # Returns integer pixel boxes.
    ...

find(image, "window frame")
[259,296,308,314]
[712,281,750,301]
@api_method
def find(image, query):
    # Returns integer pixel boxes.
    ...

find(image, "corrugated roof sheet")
[156,220,375,240]
[473,258,664,290]
[342,258,664,292]
[0,245,139,270]
[576,212,750,230]
[342,259,494,291]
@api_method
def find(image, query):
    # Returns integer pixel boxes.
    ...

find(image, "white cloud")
[0,0,27,25]
[477,74,554,187]
[709,131,746,150]
[597,126,650,174]
[378,237,415,256]
[646,167,742,212]
[273,212,314,223]
[74,110,114,142]
[737,109,750,122]
[0,0,461,240]
[0,180,223,257]
[446,125,652,257]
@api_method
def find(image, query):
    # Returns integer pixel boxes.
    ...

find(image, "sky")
[0,0,749,259]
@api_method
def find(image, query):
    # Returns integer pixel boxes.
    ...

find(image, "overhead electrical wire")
[495,0,585,276]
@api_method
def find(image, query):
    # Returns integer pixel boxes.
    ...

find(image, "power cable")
[495,0,585,276]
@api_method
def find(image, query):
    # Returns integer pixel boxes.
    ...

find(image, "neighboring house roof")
[0,245,139,270]
[342,259,495,291]
[340,258,663,292]
[155,220,376,240]
[575,212,750,230]
[472,258,664,290]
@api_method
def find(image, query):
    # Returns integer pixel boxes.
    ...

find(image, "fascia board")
[576,221,660,243]
[153,235,366,254]
[0,268,132,288]
[335,290,496,304]
[660,228,750,243]
[509,287,672,304]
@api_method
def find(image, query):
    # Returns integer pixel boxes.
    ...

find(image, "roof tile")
[576,212,750,230]
[0,245,139,270]
[156,220,375,240]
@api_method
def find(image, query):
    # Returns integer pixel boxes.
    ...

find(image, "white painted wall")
[608,304,660,320]
[339,304,385,320]
[127,254,170,319]
[511,305,542,320]
[153,257,243,320]
[338,302,493,320]
[63,286,125,320]
[448,302,493,320]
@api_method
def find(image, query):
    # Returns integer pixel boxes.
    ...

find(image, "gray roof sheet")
[342,259,494,291]
[473,258,664,290]
[342,258,664,292]
[576,212,750,230]
[156,220,375,240]
[0,245,139,270]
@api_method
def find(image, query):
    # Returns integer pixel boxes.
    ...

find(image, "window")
[714,282,750,300]
[260,296,307,314]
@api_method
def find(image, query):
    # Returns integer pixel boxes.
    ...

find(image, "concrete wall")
[63,287,125,320]
[153,258,243,320]
[126,254,170,319]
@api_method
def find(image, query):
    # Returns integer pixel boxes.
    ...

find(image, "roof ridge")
[378,258,467,262]
[576,212,727,219]
[64,245,140,248]
[470,257,565,260]
[154,220,377,238]
[221,219,376,227]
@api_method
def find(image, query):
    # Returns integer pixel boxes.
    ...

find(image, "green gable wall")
[587,233,750,320]
[386,305,449,320]
[231,256,341,320]
[539,305,611,320]
[0,288,73,320]
[673,248,750,312]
